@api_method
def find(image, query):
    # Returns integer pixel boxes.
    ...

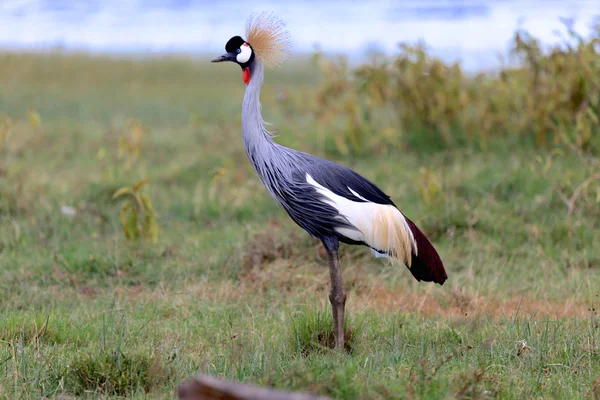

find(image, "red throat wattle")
[242,67,251,84]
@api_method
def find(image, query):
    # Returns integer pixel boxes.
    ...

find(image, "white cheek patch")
[236,43,252,64]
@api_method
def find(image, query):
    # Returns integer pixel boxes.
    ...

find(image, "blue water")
[1,0,598,71]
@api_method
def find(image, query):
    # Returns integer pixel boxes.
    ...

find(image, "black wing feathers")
[302,155,395,206]
[300,154,447,286]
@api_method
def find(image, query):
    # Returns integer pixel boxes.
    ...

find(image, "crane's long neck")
[241,60,300,201]
[242,60,275,160]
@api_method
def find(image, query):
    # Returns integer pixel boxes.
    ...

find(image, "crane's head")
[211,36,255,83]
[211,12,291,85]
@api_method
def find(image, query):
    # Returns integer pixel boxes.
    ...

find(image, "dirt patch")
[78,285,100,297]
[241,220,303,272]
[127,276,596,322]
[353,284,595,318]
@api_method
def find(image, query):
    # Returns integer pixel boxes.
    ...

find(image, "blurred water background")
[0,0,599,72]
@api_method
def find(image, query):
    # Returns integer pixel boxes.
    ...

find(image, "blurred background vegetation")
[1,6,600,400]
[310,18,600,156]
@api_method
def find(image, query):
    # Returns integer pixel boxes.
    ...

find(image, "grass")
[0,51,599,399]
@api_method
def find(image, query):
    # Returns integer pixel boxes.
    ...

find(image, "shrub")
[310,19,600,155]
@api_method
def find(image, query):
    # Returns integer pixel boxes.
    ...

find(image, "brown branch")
[178,375,332,400]
[563,137,600,174]
[567,173,600,220]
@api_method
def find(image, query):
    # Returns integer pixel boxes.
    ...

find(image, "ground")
[0,53,599,399]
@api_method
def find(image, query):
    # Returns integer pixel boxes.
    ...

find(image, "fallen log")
[177,375,333,400]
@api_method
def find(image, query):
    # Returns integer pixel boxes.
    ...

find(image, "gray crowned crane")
[212,12,447,349]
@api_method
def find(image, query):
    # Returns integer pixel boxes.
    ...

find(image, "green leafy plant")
[417,167,443,206]
[112,178,158,243]
[0,114,12,152]
[96,118,147,182]
[27,109,41,131]
[117,119,145,169]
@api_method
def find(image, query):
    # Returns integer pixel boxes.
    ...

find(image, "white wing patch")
[306,173,417,266]
[347,187,367,201]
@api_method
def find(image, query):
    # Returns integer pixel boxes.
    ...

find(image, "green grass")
[1,52,599,399]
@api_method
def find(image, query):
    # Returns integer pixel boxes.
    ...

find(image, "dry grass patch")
[353,283,595,318]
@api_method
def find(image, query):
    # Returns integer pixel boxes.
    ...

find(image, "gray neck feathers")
[242,60,275,159]
[241,60,301,198]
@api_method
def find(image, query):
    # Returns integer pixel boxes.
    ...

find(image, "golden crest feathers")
[246,12,291,69]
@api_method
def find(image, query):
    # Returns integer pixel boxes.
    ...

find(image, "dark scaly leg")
[322,236,346,349]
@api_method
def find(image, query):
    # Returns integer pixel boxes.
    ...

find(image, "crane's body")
[213,13,447,349]
[242,61,446,284]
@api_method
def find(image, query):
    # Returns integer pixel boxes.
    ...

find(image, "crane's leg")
[322,236,346,349]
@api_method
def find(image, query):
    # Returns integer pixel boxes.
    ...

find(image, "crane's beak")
[211,53,236,63]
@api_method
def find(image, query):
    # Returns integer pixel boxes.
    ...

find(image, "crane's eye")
[236,48,241,54]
